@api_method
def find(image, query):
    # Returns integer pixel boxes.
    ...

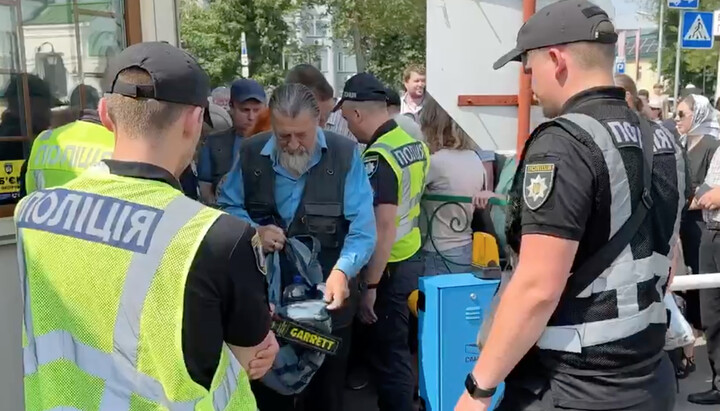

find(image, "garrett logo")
[4,163,12,175]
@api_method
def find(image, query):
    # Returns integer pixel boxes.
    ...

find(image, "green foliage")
[649,0,720,94]
[179,0,298,87]
[180,0,426,90]
[316,0,426,88]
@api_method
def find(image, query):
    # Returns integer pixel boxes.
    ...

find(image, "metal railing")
[419,194,475,273]
[670,274,720,291]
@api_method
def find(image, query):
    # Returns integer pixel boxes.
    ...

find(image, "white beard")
[278,149,311,177]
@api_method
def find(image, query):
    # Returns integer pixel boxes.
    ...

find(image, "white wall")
[426,0,615,152]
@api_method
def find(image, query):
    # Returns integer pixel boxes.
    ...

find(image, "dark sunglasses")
[675,111,689,119]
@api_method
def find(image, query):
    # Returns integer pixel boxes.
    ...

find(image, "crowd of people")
[614,72,720,405]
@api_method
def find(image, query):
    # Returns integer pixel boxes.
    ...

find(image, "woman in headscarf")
[675,94,720,377]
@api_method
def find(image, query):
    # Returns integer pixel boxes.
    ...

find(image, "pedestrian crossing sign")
[682,11,715,49]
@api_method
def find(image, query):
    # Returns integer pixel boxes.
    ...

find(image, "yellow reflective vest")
[15,165,256,410]
[363,125,430,262]
[26,119,114,194]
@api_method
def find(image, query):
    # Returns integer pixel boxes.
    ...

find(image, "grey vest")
[207,128,236,190]
[239,130,355,275]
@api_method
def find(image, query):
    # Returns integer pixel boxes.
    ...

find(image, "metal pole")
[656,1,664,84]
[674,11,683,112]
[516,0,536,158]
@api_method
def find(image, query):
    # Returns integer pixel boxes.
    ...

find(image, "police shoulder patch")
[251,233,267,276]
[364,155,379,178]
[523,163,555,211]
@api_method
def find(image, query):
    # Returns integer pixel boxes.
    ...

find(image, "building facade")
[284,5,357,96]
[617,28,661,93]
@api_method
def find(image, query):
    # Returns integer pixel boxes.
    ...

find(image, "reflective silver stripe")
[536,301,666,353]
[102,195,204,410]
[24,330,195,410]
[21,194,221,409]
[32,170,46,191]
[557,114,635,317]
[213,348,242,410]
[560,114,632,238]
[48,407,82,411]
[369,142,423,241]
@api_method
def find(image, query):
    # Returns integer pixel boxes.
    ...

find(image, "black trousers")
[250,325,353,411]
[680,210,706,329]
[699,229,720,390]
[366,257,422,411]
[496,356,675,411]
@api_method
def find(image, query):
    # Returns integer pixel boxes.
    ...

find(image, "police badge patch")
[4,163,13,175]
[251,233,267,276]
[364,155,379,178]
[523,163,555,211]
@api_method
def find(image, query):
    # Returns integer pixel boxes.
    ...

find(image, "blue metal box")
[418,273,504,410]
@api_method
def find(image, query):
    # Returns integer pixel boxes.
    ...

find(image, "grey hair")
[269,83,320,119]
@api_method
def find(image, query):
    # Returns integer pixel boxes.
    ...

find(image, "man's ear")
[98,98,115,132]
[183,106,203,137]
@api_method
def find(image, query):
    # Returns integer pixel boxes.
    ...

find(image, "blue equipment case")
[418,273,504,411]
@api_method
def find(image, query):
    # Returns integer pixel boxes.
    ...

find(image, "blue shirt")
[197,134,243,182]
[217,128,377,278]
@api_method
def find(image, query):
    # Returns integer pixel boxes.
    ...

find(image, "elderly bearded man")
[216,83,377,411]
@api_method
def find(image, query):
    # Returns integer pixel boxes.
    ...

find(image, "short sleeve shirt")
[364,120,400,206]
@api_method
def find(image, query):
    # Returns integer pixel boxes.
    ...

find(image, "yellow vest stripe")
[17,193,242,410]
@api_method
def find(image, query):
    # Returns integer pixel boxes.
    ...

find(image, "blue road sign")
[615,61,626,74]
[668,0,699,9]
[682,11,714,49]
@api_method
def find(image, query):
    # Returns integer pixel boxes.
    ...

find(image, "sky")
[612,0,659,30]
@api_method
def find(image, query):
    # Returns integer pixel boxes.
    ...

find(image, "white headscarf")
[682,95,720,145]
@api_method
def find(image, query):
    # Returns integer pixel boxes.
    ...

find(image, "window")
[0,0,126,214]
[336,50,356,73]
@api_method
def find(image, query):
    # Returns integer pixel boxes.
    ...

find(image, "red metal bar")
[517,0,536,157]
[458,95,519,106]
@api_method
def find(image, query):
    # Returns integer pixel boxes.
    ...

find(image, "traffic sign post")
[681,11,715,49]
[240,32,249,77]
[615,60,626,75]
[668,0,699,9]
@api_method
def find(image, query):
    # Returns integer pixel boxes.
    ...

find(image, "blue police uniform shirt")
[216,128,377,278]
[197,134,243,182]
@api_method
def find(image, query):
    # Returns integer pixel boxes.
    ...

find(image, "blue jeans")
[421,243,473,276]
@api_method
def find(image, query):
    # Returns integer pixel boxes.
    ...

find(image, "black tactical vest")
[207,128,236,191]
[239,130,355,276]
[506,102,687,374]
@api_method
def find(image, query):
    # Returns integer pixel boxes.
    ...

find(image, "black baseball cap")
[333,73,388,112]
[105,41,213,126]
[493,0,618,70]
[385,87,401,107]
[230,78,266,104]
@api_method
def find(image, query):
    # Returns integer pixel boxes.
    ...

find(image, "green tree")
[646,0,720,94]
[314,0,426,88]
[179,0,298,87]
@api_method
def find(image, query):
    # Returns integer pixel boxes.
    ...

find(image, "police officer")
[335,73,429,411]
[197,78,266,202]
[16,41,278,409]
[20,88,202,200]
[22,87,112,195]
[456,2,687,410]
[217,83,376,411]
